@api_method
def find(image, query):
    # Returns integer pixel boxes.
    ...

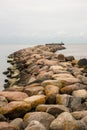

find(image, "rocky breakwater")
[0,43,87,130]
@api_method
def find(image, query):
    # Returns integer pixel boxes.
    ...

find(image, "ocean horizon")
[0,43,87,90]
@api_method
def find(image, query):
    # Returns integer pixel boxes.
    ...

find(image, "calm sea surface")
[58,44,87,59]
[0,43,87,90]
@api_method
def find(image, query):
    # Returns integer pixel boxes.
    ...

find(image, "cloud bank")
[0,0,87,44]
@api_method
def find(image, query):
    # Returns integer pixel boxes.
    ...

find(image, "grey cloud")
[0,0,87,44]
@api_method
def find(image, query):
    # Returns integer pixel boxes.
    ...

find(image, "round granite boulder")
[0,122,18,130]
[50,112,79,130]
[0,101,31,119]
[78,58,87,67]
[24,120,46,130]
[24,112,55,130]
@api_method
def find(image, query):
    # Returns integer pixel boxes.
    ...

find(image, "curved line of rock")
[0,43,87,130]
[3,43,66,88]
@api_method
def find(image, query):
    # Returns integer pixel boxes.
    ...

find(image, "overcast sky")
[0,0,87,44]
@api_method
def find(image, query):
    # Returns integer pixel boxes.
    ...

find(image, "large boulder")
[77,120,87,130]
[0,101,31,119]
[71,60,78,66]
[65,56,75,61]
[24,86,44,96]
[50,112,79,130]
[0,122,18,130]
[78,75,87,85]
[24,112,55,130]
[57,54,65,61]
[71,111,87,120]
[36,59,58,66]
[10,118,24,130]
[36,104,60,112]
[78,58,87,67]
[72,89,87,99]
[0,91,28,101]
[46,105,69,117]
[69,97,82,111]
[24,120,46,130]
[45,85,59,104]
[77,116,87,130]
[36,104,69,113]
[41,80,62,89]
[49,65,66,74]
[24,95,46,108]
[56,94,71,106]
[60,83,87,94]
[36,71,53,82]
[81,116,87,126]
[71,67,83,78]
[52,73,80,86]
[52,73,74,79]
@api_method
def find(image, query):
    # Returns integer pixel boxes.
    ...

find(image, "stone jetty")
[0,43,87,130]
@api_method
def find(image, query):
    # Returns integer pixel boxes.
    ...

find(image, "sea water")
[58,44,87,59]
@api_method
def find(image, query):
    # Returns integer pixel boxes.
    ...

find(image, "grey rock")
[10,118,24,130]
[24,86,44,96]
[0,91,28,101]
[72,89,87,99]
[50,112,79,130]
[69,96,82,111]
[79,75,87,85]
[24,112,55,130]
[56,94,71,106]
[77,120,87,130]
[65,56,75,61]
[0,101,31,119]
[45,85,59,104]
[58,54,65,61]
[0,122,18,130]
[78,58,87,67]
[71,111,87,120]
[61,83,87,94]
[81,115,87,125]
[25,120,46,130]
[46,105,69,117]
